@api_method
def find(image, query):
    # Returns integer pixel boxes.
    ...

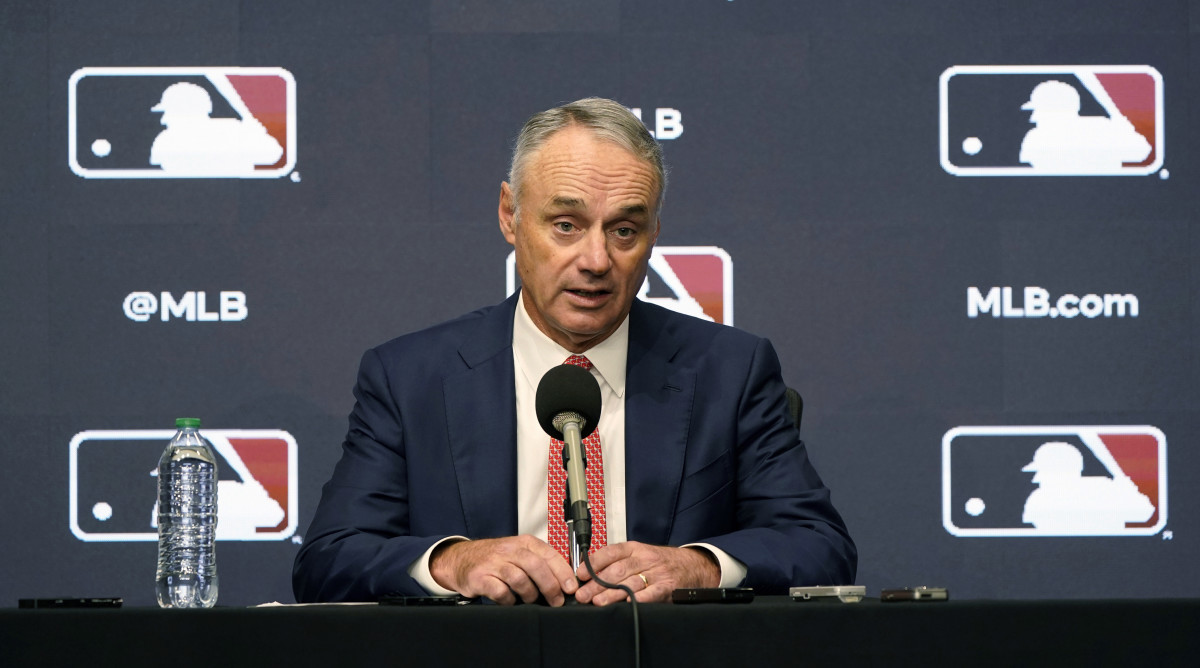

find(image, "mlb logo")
[506,246,733,325]
[69,429,298,542]
[939,65,1163,176]
[942,425,1167,537]
[69,67,296,179]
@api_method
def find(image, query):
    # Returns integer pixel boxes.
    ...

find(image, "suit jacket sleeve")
[691,337,857,590]
[292,347,446,602]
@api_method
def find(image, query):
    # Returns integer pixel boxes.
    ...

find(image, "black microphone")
[535,364,602,563]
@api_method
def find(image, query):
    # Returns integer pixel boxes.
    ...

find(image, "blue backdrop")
[1,0,1195,606]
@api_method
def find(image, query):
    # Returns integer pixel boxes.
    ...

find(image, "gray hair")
[507,97,667,219]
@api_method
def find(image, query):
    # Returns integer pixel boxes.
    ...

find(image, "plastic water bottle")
[155,417,219,608]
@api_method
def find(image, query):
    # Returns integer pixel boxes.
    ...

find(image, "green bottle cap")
[175,417,201,429]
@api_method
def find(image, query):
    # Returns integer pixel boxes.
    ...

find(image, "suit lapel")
[442,295,519,538]
[624,301,695,545]
[438,297,697,544]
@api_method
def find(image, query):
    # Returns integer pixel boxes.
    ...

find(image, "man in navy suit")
[293,98,855,606]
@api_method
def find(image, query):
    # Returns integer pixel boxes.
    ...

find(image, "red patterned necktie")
[547,354,607,562]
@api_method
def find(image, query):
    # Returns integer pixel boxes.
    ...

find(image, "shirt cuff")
[407,535,468,595]
[683,543,748,588]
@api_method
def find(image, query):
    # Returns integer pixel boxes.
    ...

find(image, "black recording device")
[880,586,949,602]
[671,588,755,604]
[19,597,123,609]
[378,595,477,606]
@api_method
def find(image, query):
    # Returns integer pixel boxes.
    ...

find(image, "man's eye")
[613,227,635,238]
[555,222,575,232]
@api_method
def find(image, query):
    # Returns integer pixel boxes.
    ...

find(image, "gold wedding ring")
[637,573,649,587]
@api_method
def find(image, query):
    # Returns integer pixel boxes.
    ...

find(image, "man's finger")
[435,535,585,606]
[533,542,581,595]
[575,563,642,603]
[495,561,543,604]
[494,537,580,605]
[639,583,672,604]
[515,537,579,601]
[512,551,571,606]
[589,575,641,607]
[474,575,516,606]
[575,541,634,581]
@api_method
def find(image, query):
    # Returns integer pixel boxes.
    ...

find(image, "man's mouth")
[566,288,611,300]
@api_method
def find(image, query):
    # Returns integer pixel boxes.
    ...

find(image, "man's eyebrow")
[549,196,585,209]
[545,197,649,218]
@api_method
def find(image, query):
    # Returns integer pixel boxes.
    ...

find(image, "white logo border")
[69,428,299,542]
[68,66,297,179]
[939,64,1164,177]
[942,424,1168,537]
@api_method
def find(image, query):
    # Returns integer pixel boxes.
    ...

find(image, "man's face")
[499,125,660,353]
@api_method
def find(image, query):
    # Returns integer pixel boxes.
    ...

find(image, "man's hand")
[429,535,578,606]
[574,541,721,606]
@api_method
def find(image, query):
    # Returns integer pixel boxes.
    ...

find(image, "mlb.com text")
[968,286,1139,319]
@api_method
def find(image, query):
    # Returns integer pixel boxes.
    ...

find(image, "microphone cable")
[580,547,641,668]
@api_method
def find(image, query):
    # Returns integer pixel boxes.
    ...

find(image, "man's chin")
[547,314,624,349]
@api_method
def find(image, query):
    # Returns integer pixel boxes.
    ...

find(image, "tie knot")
[563,354,593,371]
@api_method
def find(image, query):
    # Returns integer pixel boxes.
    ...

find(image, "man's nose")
[576,227,612,275]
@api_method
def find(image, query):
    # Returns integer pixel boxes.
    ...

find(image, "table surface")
[4,597,1198,667]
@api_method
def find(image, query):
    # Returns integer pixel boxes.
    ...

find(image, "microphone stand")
[559,418,592,602]
[568,523,585,572]
[560,419,592,569]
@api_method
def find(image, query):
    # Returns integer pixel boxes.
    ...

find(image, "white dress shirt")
[511,290,630,547]
[410,293,746,594]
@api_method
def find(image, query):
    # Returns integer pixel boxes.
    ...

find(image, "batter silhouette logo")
[943,426,1167,537]
[940,65,1163,176]
[506,246,733,324]
[69,429,298,542]
[69,67,296,178]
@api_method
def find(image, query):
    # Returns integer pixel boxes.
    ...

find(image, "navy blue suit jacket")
[293,294,855,602]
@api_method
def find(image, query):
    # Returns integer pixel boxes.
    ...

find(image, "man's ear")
[498,182,517,245]
[651,216,661,244]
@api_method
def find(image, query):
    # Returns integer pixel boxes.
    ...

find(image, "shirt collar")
[513,291,628,398]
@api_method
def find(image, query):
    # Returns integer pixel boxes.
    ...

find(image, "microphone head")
[551,411,585,434]
[535,364,602,440]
